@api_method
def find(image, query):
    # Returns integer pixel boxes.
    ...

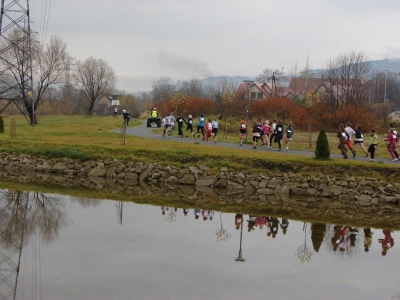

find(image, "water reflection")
[0,190,69,300]
[215,212,231,242]
[155,209,397,261]
[1,188,400,299]
[379,229,394,256]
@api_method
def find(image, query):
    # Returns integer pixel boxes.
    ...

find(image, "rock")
[166,176,179,184]
[88,167,107,177]
[124,173,139,181]
[20,164,35,173]
[229,182,244,190]
[259,180,268,188]
[52,163,68,172]
[139,165,153,182]
[214,179,228,189]
[196,178,215,187]
[322,185,344,197]
[179,173,196,185]
[357,194,372,206]
[106,166,116,178]
[267,179,281,189]
[256,188,275,195]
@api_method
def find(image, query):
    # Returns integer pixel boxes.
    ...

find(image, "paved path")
[121,122,398,165]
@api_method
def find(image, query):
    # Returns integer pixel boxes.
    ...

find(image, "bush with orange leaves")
[248,97,309,129]
[307,103,389,132]
[154,96,388,132]
[157,98,218,118]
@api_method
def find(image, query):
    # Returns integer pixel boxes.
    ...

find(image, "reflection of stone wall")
[1,153,400,228]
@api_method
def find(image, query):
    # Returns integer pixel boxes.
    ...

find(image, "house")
[97,94,120,107]
[288,77,324,99]
[237,82,293,100]
[95,94,120,115]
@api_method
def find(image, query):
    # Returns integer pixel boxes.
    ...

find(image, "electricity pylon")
[0,0,35,125]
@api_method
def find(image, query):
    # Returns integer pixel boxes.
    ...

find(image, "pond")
[1,189,399,300]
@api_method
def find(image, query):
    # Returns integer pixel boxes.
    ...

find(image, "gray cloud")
[157,51,213,79]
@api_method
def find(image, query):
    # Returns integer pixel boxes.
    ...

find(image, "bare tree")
[255,68,274,83]
[119,94,141,116]
[320,50,371,114]
[0,29,68,123]
[207,76,237,102]
[73,57,116,115]
[179,78,204,98]
[151,77,179,104]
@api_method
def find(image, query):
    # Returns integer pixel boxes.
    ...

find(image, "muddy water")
[1,190,399,300]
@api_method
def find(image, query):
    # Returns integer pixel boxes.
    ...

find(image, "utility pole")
[384,70,389,103]
[268,72,278,97]
[0,0,35,125]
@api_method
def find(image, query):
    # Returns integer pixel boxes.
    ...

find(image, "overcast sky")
[28,0,400,92]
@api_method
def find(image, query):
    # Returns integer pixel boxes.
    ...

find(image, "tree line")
[1,30,399,130]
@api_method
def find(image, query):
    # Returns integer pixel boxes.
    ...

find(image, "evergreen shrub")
[315,129,330,159]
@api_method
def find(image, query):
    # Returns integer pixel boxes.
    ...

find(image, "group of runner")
[239,118,294,151]
[159,111,399,162]
[161,112,219,142]
[336,122,399,161]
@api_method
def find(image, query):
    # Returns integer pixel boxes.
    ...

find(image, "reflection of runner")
[271,217,279,238]
[256,217,266,230]
[202,210,209,220]
[348,227,358,247]
[363,228,373,252]
[235,214,243,230]
[194,209,201,220]
[339,226,350,251]
[379,229,394,256]
[280,219,289,235]
[247,215,257,232]
[331,225,342,251]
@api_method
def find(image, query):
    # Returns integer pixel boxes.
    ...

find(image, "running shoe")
[352,151,356,159]
[392,158,398,161]
[365,152,368,158]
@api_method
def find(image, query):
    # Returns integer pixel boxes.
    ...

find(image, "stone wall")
[1,153,400,206]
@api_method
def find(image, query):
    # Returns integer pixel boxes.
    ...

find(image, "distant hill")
[200,76,255,86]
[368,58,400,73]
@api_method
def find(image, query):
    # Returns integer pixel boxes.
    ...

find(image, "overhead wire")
[43,0,52,44]
[38,0,46,44]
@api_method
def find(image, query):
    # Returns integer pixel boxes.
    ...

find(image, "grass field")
[0,115,398,179]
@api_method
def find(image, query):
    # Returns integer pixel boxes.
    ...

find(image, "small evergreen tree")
[315,129,330,159]
[0,116,4,133]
